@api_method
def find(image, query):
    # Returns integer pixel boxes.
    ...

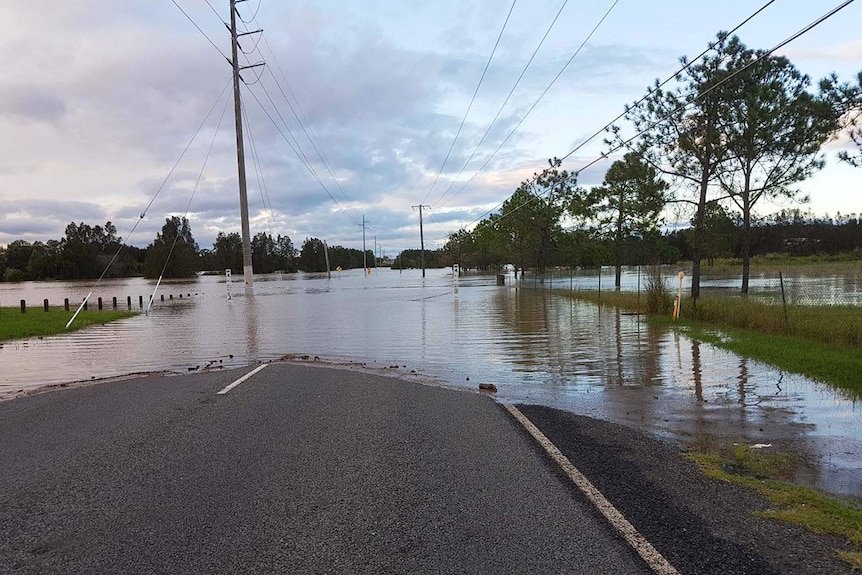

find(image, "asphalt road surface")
[1,363,651,574]
[2,363,852,574]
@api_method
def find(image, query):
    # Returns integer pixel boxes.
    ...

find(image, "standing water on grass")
[0,268,859,497]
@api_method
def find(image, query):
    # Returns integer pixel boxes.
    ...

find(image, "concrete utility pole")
[229,0,262,294]
[412,204,429,278]
[361,215,369,273]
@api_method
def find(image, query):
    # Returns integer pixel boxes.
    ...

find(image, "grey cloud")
[0,85,68,123]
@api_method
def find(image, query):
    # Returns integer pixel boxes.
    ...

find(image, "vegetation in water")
[686,438,862,569]
[0,308,137,342]
[564,287,862,397]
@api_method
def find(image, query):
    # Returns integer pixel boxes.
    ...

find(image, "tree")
[719,39,835,293]
[497,158,579,276]
[591,152,669,288]
[143,216,199,278]
[443,228,473,269]
[298,237,326,272]
[821,70,862,168]
[275,235,297,272]
[614,32,735,299]
[698,203,738,265]
[212,232,243,273]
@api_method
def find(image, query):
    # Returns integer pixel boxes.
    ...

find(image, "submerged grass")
[565,289,862,397]
[686,442,862,569]
[0,307,137,342]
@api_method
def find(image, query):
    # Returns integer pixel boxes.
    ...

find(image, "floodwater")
[1,269,859,497]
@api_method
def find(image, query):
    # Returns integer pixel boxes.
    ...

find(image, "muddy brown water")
[1,268,859,497]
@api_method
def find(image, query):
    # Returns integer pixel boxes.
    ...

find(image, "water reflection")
[0,270,859,496]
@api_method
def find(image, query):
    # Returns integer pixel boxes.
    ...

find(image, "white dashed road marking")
[217,364,268,395]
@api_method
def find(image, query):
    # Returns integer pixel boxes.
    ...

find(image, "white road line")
[505,404,682,575]
[216,364,268,395]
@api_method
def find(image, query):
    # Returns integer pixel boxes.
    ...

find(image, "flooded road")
[1,269,859,497]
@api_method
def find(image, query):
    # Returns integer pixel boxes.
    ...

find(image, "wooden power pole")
[412,204,429,278]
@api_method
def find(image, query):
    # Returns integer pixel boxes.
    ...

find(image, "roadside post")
[674,271,685,320]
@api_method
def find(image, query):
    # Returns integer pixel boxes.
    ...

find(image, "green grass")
[566,290,862,397]
[706,253,862,269]
[0,307,137,342]
[687,444,862,569]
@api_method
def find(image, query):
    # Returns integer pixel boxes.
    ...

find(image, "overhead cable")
[421,0,518,205]
[435,0,620,209]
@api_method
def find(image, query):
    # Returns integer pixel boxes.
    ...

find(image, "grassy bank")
[0,307,137,342]
[564,290,862,397]
[686,441,862,569]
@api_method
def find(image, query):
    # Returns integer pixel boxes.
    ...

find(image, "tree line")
[440,33,862,296]
[0,217,292,281]
[0,216,393,281]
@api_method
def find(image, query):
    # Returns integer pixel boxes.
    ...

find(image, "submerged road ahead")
[0,363,851,574]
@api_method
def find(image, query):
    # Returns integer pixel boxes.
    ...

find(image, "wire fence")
[521,262,862,346]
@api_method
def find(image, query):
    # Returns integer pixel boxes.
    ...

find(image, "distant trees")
[492,158,581,276]
[297,237,372,272]
[143,217,199,278]
[590,153,668,288]
[0,218,306,281]
[252,232,297,273]
[210,232,244,273]
[0,221,145,282]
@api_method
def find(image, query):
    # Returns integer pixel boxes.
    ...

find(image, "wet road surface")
[0,363,650,575]
[2,363,854,574]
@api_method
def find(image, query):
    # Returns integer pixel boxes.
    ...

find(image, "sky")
[0,0,860,256]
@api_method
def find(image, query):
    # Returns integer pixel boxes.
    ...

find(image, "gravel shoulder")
[516,403,854,575]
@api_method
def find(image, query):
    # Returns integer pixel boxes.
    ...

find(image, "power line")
[421,0,518,205]
[170,0,229,61]
[560,0,780,162]
[435,0,620,210]
[234,7,364,225]
[243,82,361,225]
[430,0,569,208]
[148,93,232,313]
[438,0,856,245]
[577,0,857,176]
[242,99,280,242]
[66,78,233,328]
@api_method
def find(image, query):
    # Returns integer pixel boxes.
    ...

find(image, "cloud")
[778,40,862,64]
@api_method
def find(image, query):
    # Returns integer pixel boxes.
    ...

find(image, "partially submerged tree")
[144,216,199,278]
[496,158,579,276]
[612,32,735,299]
[719,38,835,293]
[591,152,669,288]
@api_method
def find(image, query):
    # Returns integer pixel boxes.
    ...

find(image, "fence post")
[20,300,25,313]
[98,297,103,310]
[64,298,70,311]
[43,299,49,312]
[139,295,143,308]
[779,271,789,330]
[113,297,117,309]
[127,296,132,309]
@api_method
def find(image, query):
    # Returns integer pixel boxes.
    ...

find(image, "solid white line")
[505,404,681,575]
[216,364,268,395]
